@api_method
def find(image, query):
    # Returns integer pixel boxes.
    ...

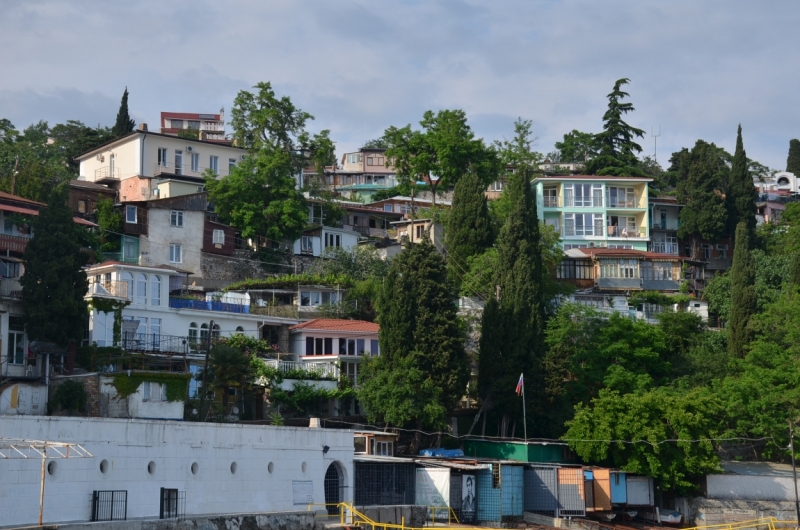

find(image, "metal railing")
[0,233,30,253]
[91,490,127,522]
[564,196,603,207]
[0,278,22,299]
[154,162,231,178]
[684,517,795,530]
[606,226,646,238]
[249,304,299,319]
[651,219,680,230]
[649,242,680,254]
[94,166,121,180]
[543,196,561,207]
[563,225,604,237]
[308,502,484,530]
[101,252,139,265]
[606,194,645,208]
[121,332,191,354]
[265,359,339,379]
[169,298,250,314]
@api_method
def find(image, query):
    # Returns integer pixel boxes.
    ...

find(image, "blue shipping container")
[610,472,627,504]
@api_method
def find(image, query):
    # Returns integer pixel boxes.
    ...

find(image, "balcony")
[120,332,192,355]
[264,359,340,380]
[606,226,647,238]
[153,163,230,179]
[0,233,30,253]
[651,219,680,230]
[87,280,129,300]
[563,226,604,237]
[0,278,22,299]
[249,304,299,319]
[543,196,562,208]
[169,298,250,314]
[606,195,645,209]
[649,242,680,255]
[102,252,139,265]
[564,196,603,208]
[94,166,121,181]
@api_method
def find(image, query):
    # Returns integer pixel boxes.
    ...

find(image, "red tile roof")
[579,248,682,260]
[290,319,379,333]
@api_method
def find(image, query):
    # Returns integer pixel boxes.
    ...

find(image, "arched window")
[121,272,133,301]
[778,177,790,185]
[235,326,244,333]
[188,322,198,345]
[212,323,220,339]
[150,275,161,306]
[200,323,209,344]
[136,274,147,305]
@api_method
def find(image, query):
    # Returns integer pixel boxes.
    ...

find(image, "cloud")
[1,0,799,168]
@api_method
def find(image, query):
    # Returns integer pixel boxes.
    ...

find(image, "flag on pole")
[515,373,524,396]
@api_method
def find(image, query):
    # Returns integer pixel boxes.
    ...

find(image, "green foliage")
[565,387,722,494]
[554,130,598,163]
[268,412,285,425]
[787,139,800,175]
[727,125,758,233]
[111,371,191,402]
[478,167,545,434]
[586,79,647,177]
[495,118,543,170]
[224,273,353,292]
[218,334,276,356]
[96,198,122,252]
[445,167,493,289]
[675,140,730,257]
[0,120,72,201]
[383,109,500,203]
[270,380,356,416]
[22,186,89,345]
[111,87,135,137]
[359,238,470,435]
[728,222,757,358]
[49,120,113,174]
[89,297,129,346]
[198,344,256,411]
[50,380,87,414]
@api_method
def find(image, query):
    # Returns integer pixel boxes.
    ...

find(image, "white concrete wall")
[139,209,205,275]
[0,416,354,527]
[706,475,800,502]
[98,375,184,420]
[0,383,47,415]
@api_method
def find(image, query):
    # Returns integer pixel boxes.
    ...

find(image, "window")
[557,259,595,280]
[211,324,220,339]
[346,153,362,164]
[325,233,341,248]
[121,272,134,300]
[0,260,20,278]
[310,291,321,306]
[415,225,425,239]
[150,318,161,349]
[348,339,356,355]
[160,381,168,401]
[702,244,712,260]
[565,184,602,207]
[641,262,673,281]
[150,275,161,306]
[229,158,236,171]
[109,153,115,177]
[600,259,639,278]
[357,339,365,355]
[607,186,636,208]
[200,323,209,344]
[235,326,244,333]
[174,150,183,175]
[209,156,219,175]
[564,213,603,236]
[143,381,151,401]
[384,204,393,212]
[169,244,182,263]
[306,337,314,355]
[126,205,137,224]
[171,119,184,129]
[157,148,168,167]
[370,339,379,356]
[170,210,184,227]
[301,291,311,306]
[301,235,313,253]
[123,236,138,262]
[213,229,225,245]
[374,441,393,456]
[136,274,147,305]
[7,316,25,365]
[3,217,13,234]
[321,292,338,305]
[324,338,333,354]
[607,215,637,237]
[187,120,200,129]
[716,244,729,259]
[489,180,505,192]
[354,436,367,454]
[188,323,198,346]
[191,153,199,172]
[78,200,86,214]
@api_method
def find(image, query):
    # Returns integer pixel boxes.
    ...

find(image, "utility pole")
[790,419,800,524]
[198,319,215,421]
[651,126,661,165]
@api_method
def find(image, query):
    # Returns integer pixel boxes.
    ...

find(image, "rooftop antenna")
[651,126,661,164]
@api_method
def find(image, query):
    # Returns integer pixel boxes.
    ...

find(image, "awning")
[73,217,97,227]
[0,203,39,216]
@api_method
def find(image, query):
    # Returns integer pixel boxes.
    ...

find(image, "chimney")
[138,123,148,131]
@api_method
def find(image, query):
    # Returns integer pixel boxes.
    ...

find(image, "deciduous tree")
[554,129,598,163]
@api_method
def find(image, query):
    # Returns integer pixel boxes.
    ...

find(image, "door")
[324,463,343,515]
[660,211,667,229]
[174,150,183,175]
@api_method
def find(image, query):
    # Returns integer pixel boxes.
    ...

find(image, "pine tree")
[22,186,89,346]
[111,87,135,137]
[728,221,757,358]
[727,125,758,234]
[477,167,545,437]
[358,238,470,453]
[445,166,493,290]
[586,78,647,177]
[787,139,800,176]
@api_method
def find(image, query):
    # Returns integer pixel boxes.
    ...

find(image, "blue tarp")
[418,448,464,457]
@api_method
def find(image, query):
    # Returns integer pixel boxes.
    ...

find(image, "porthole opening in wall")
[47,461,56,476]
[148,461,156,475]
[191,462,199,475]
[301,462,307,473]
[230,462,237,474]
[268,462,274,474]
[100,460,109,474]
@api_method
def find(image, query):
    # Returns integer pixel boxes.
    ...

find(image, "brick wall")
[49,373,101,417]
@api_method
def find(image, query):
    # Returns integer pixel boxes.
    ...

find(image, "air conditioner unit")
[186,146,194,152]
[240,154,247,160]
[96,154,104,162]
[589,242,596,248]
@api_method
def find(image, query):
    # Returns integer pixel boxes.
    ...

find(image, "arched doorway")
[324,462,344,514]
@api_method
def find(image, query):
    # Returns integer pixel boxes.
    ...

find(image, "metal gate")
[324,463,343,515]
[159,488,185,519]
[91,490,127,522]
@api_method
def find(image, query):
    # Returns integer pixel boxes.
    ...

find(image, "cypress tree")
[790,251,800,290]
[359,238,470,453]
[727,125,758,234]
[445,166,493,290]
[477,167,545,437]
[728,221,757,358]
[22,185,89,346]
[111,87,135,137]
[787,139,800,175]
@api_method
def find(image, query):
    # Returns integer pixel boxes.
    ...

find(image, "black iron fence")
[159,488,185,519]
[91,490,127,522]
[121,332,192,354]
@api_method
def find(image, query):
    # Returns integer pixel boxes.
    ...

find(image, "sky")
[2,0,799,170]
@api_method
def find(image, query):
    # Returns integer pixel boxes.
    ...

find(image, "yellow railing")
[307,502,486,530]
[683,517,798,530]
[427,505,459,526]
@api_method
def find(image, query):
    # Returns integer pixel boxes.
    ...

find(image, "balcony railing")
[249,304,299,319]
[649,242,680,255]
[0,278,22,299]
[564,196,603,208]
[606,195,645,208]
[543,196,561,208]
[94,166,121,180]
[563,225,604,237]
[606,226,646,238]
[120,332,191,354]
[169,298,250,314]
[100,281,129,299]
[263,359,340,380]
[102,252,139,265]
[650,219,680,230]
[153,163,231,179]
[0,233,31,253]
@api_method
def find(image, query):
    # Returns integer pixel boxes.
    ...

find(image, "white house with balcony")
[533,175,652,251]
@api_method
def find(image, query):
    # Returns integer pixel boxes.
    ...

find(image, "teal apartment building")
[532,175,653,251]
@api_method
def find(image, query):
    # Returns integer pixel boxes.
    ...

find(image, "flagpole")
[522,373,527,442]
